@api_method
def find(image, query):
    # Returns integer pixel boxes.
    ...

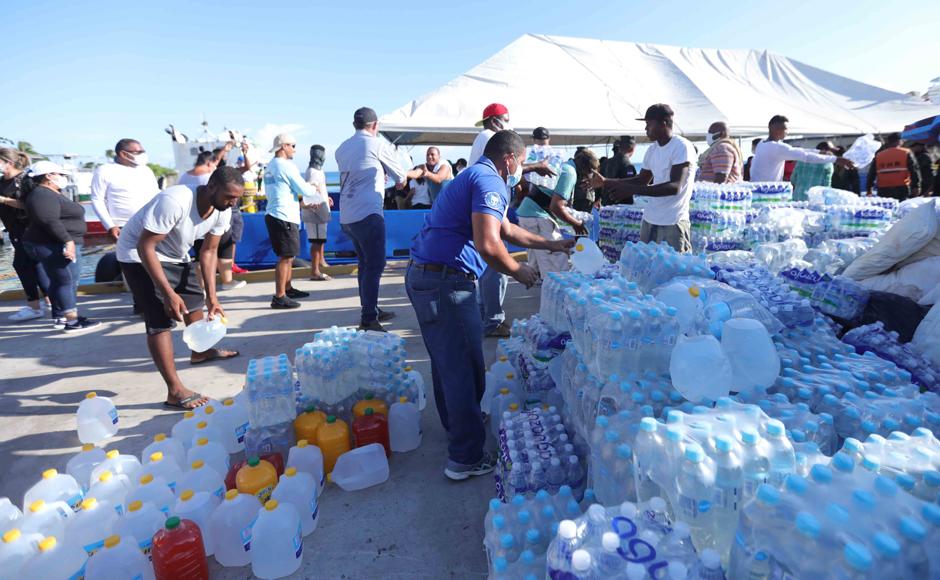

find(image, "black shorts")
[193,229,235,260]
[265,214,300,258]
[120,261,204,335]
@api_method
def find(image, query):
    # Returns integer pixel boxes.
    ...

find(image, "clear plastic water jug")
[389,396,422,453]
[186,437,229,479]
[84,534,155,580]
[0,498,24,534]
[24,468,83,511]
[0,528,42,576]
[172,490,215,555]
[250,500,303,579]
[76,392,119,444]
[286,440,325,494]
[218,397,250,454]
[126,474,175,516]
[114,500,165,559]
[208,490,261,567]
[181,317,227,353]
[271,467,318,536]
[66,444,107,492]
[91,450,142,484]
[21,499,74,539]
[19,536,88,579]
[66,497,118,555]
[176,460,225,508]
[87,470,132,515]
[142,433,187,471]
[330,443,389,491]
[141,452,183,495]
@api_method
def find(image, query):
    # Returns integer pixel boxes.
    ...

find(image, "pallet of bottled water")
[244,354,297,456]
[802,236,877,275]
[842,322,940,391]
[748,181,793,207]
[826,205,893,238]
[618,241,712,293]
[779,267,870,320]
[713,265,816,329]
[597,205,644,261]
[524,145,564,189]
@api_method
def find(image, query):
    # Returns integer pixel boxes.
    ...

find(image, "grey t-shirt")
[117,185,231,264]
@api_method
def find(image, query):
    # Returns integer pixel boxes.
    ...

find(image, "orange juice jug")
[235,457,277,503]
[294,406,327,444]
[318,415,350,473]
[352,393,388,418]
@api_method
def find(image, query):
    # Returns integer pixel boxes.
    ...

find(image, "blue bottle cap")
[740,428,760,445]
[493,557,508,573]
[536,489,550,501]
[895,473,916,491]
[765,420,785,437]
[790,429,806,442]
[526,528,540,542]
[684,445,705,463]
[714,435,734,453]
[595,416,610,429]
[899,516,926,542]
[851,489,876,512]
[872,532,901,559]
[500,534,515,549]
[493,515,506,529]
[518,510,531,525]
[810,464,833,484]
[924,471,940,487]
[861,456,880,472]
[873,476,898,498]
[785,475,808,495]
[511,495,526,508]
[542,506,555,520]
[756,484,780,505]
[795,512,820,539]
[843,543,872,572]
[617,444,633,459]
[605,430,620,443]
[489,498,503,511]
[832,453,854,473]
[666,426,682,442]
[922,503,940,527]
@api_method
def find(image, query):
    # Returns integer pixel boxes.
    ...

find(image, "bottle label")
[293,523,303,558]
[68,563,86,580]
[109,407,119,425]
[678,494,711,519]
[84,537,106,555]
[139,537,154,560]
[113,503,125,516]
[67,493,84,510]
[241,515,258,551]
[310,495,319,521]
[236,422,249,443]
[255,485,274,503]
[214,485,225,499]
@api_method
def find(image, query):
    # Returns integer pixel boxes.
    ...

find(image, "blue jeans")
[23,241,81,318]
[406,264,486,466]
[341,214,386,324]
[479,266,507,332]
[12,239,50,302]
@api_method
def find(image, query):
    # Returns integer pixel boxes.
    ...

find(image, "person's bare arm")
[472,213,537,287]
[423,164,453,184]
[138,230,188,321]
[0,197,24,209]
[549,196,588,235]
[591,168,653,203]
[198,233,224,320]
[595,166,690,202]
[500,216,575,253]
[523,160,557,177]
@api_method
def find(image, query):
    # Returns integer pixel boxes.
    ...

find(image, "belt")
[409,260,477,281]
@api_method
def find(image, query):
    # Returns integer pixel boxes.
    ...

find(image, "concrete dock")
[0,262,540,579]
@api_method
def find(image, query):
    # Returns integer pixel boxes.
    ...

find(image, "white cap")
[649,496,667,512]
[27,161,69,177]
[572,549,592,572]
[587,504,606,521]
[619,501,638,519]
[701,548,721,569]
[672,521,691,538]
[601,532,620,551]
[557,520,577,539]
[270,133,297,153]
[627,563,647,580]
[668,561,689,580]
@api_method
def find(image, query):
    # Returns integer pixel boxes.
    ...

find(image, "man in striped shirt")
[698,122,743,183]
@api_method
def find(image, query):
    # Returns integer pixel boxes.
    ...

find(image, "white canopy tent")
[380,34,940,146]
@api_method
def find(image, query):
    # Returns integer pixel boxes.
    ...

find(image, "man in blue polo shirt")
[407,130,574,480]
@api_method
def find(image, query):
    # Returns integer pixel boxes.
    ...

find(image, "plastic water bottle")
[126,474,175,516]
[250,500,303,579]
[172,490,215,555]
[389,396,422,453]
[19,536,88,579]
[272,467,319,536]
[208,490,261,567]
[217,397,250,454]
[286,440,325,494]
[0,528,42,575]
[176,460,225,507]
[66,444,107,492]
[114,500,164,559]
[171,411,200,451]
[91,450,142,484]
[87,470,132,515]
[67,497,118,555]
[76,392,119,443]
[142,433,187,471]
[181,317,227,352]
[85,534,155,580]
[24,468,83,511]
[21,499,74,539]
[186,437,229,480]
[141,452,183,495]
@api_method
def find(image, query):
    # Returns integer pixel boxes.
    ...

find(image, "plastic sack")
[843,200,938,280]
[857,256,940,303]
[841,133,880,169]
[851,290,931,343]
[911,301,940,370]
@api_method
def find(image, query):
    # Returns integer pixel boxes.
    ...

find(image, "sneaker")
[444,453,496,481]
[232,264,248,274]
[377,308,396,322]
[271,295,301,309]
[485,322,512,338]
[9,306,44,322]
[220,280,247,291]
[62,317,102,334]
[285,287,310,299]
[357,320,387,333]
[52,317,67,330]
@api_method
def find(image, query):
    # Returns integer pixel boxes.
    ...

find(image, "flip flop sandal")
[191,349,241,365]
[164,393,206,410]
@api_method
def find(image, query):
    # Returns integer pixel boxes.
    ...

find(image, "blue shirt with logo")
[410,156,509,277]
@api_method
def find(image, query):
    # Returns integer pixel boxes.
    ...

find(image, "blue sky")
[2,0,938,171]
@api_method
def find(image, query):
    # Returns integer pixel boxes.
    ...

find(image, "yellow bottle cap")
[399,396,408,403]
[184,411,195,419]
[223,398,235,407]
[154,433,167,442]
[197,437,208,446]
[196,421,208,429]
[499,388,509,395]
[404,365,413,372]
[509,403,519,411]
[506,373,514,379]
[128,500,143,512]
[106,450,119,459]
[99,470,113,482]
[191,460,205,470]
[29,500,45,513]
[139,474,154,485]
[38,537,57,552]
[575,243,584,252]
[225,489,239,501]
[85,392,97,399]
[81,444,96,452]
[264,500,278,511]
[285,467,297,477]
[104,535,120,549]
[150,452,164,462]
[80,498,97,511]
[499,355,508,361]
[42,469,57,479]
[180,490,194,501]
[689,286,701,298]
[297,439,309,448]
[204,407,214,415]
[3,529,21,543]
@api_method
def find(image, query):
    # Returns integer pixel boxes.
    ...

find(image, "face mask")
[129,152,149,167]
[53,175,69,190]
[506,159,523,188]
[706,132,721,146]
[491,117,512,132]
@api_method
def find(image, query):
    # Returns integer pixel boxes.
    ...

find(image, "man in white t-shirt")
[749,115,854,182]
[90,138,160,240]
[591,104,697,253]
[117,166,244,410]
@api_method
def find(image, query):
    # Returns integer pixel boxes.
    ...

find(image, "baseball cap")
[636,104,674,123]
[270,133,297,153]
[27,160,70,176]
[532,127,550,140]
[475,103,509,127]
[353,107,378,127]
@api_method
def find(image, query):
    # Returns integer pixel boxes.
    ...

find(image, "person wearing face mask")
[301,144,333,281]
[407,130,575,481]
[0,148,51,322]
[89,138,160,241]
[697,122,743,183]
[22,161,102,334]
[117,167,244,409]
